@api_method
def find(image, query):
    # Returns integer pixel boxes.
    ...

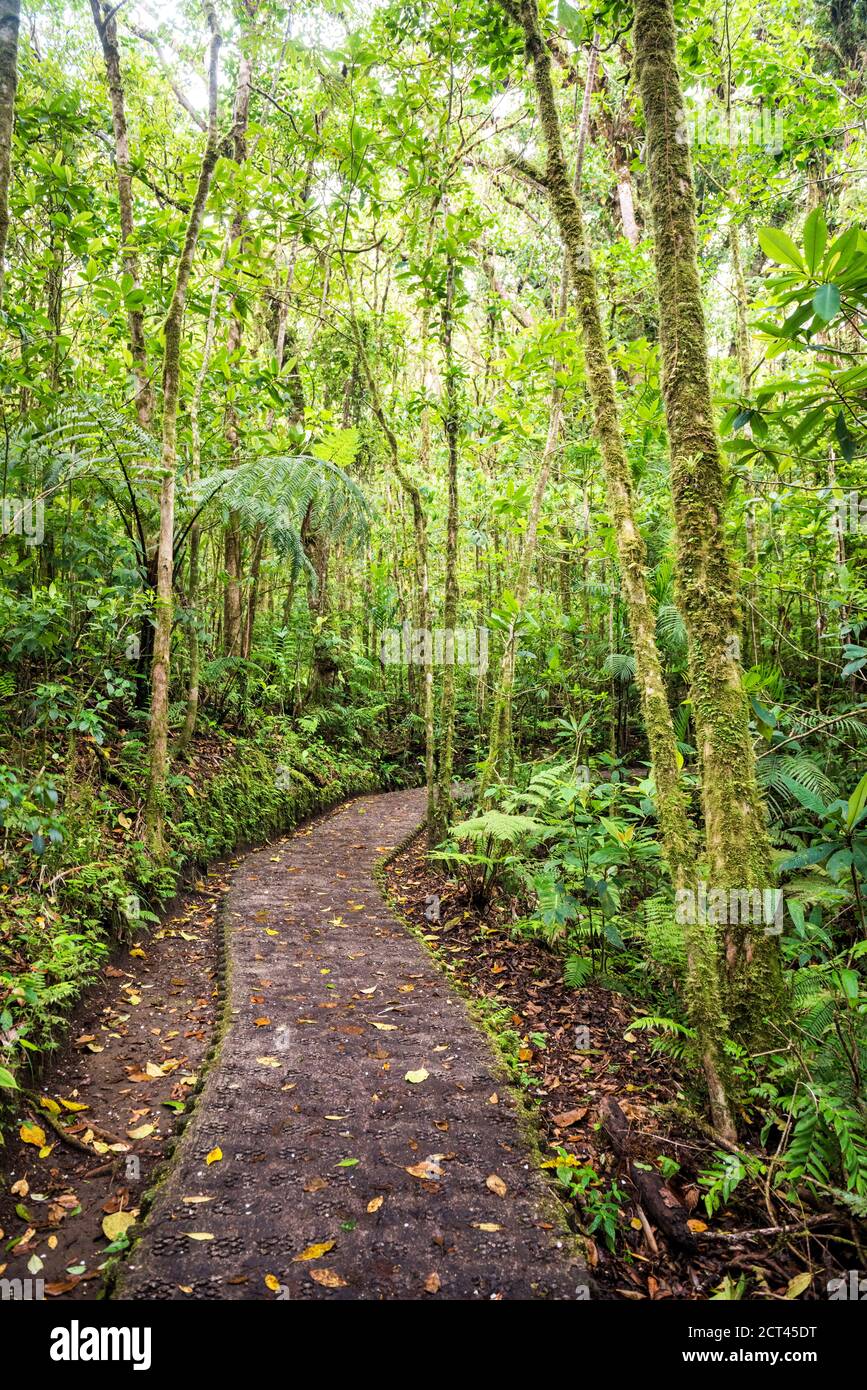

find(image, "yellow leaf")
[127,1124,155,1140]
[59,1099,88,1112]
[38,1145,54,1159]
[184,1233,214,1241]
[20,1123,46,1147]
[687,1219,708,1233]
[424,1272,441,1294]
[485,1174,507,1198]
[309,1268,347,1288]
[145,1061,164,1078]
[371,1022,397,1032]
[366,1196,384,1213]
[129,947,146,959]
[472,1223,501,1232]
[264,1274,281,1292]
[404,1068,429,1084]
[293,1240,335,1262]
[206,1147,222,1165]
[39,1096,61,1115]
[102,1210,137,1242]
[256,1057,280,1068]
[785,1271,813,1299]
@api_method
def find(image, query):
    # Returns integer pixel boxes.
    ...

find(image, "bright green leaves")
[756,211,867,347]
[757,227,804,271]
[802,207,827,273]
[812,283,841,323]
[556,1,585,44]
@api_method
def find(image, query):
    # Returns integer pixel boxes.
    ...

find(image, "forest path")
[118,787,587,1300]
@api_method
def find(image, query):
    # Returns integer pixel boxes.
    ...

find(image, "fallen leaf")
[785,1271,813,1299]
[424,1272,441,1294]
[127,1124,155,1140]
[185,1233,214,1241]
[687,1219,708,1234]
[551,1107,588,1128]
[206,1147,222,1165]
[366,1196,384,1213]
[294,1241,335,1262]
[20,1124,46,1147]
[405,1068,429,1084]
[264,1274,281,1292]
[102,1211,137,1242]
[472,1223,502,1232]
[486,1174,507,1198]
[310,1268,347,1288]
[45,1278,80,1296]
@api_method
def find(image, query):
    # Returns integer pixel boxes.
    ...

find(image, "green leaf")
[758,227,805,271]
[556,0,585,43]
[812,284,840,323]
[0,1066,17,1090]
[802,208,828,274]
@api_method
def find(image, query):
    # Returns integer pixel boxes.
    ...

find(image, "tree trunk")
[435,249,460,838]
[145,7,223,855]
[89,0,153,428]
[506,0,734,1140]
[222,42,255,656]
[633,0,783,1041]
[0,0,20,308]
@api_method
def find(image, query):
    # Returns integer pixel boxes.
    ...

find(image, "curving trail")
[119,788,588,1300]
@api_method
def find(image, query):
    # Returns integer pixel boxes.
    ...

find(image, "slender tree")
[145,6,225,853]
[0,0,19,309]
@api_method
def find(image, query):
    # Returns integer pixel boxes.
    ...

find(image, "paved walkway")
[118,788,587,1300]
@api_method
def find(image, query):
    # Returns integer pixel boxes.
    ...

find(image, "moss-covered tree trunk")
[634,0,783,1040]
[221,39,256,657]
[434,250,460,839]
[145,8,223,854]
[89,1,153,429]
[345,274,437,844]
[505,0,734,1138]
[0,0,20,309]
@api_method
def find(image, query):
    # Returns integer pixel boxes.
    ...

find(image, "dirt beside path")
[118,788,588,1301]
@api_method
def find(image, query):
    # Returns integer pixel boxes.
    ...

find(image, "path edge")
[375,826,597,1296]
[105,779,404,1301]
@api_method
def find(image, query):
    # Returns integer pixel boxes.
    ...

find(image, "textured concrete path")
[118,788,587,1300]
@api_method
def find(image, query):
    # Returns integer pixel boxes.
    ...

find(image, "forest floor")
[1,788,588,1301]
[383,840,850,1302]
[1,787,848,1302]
